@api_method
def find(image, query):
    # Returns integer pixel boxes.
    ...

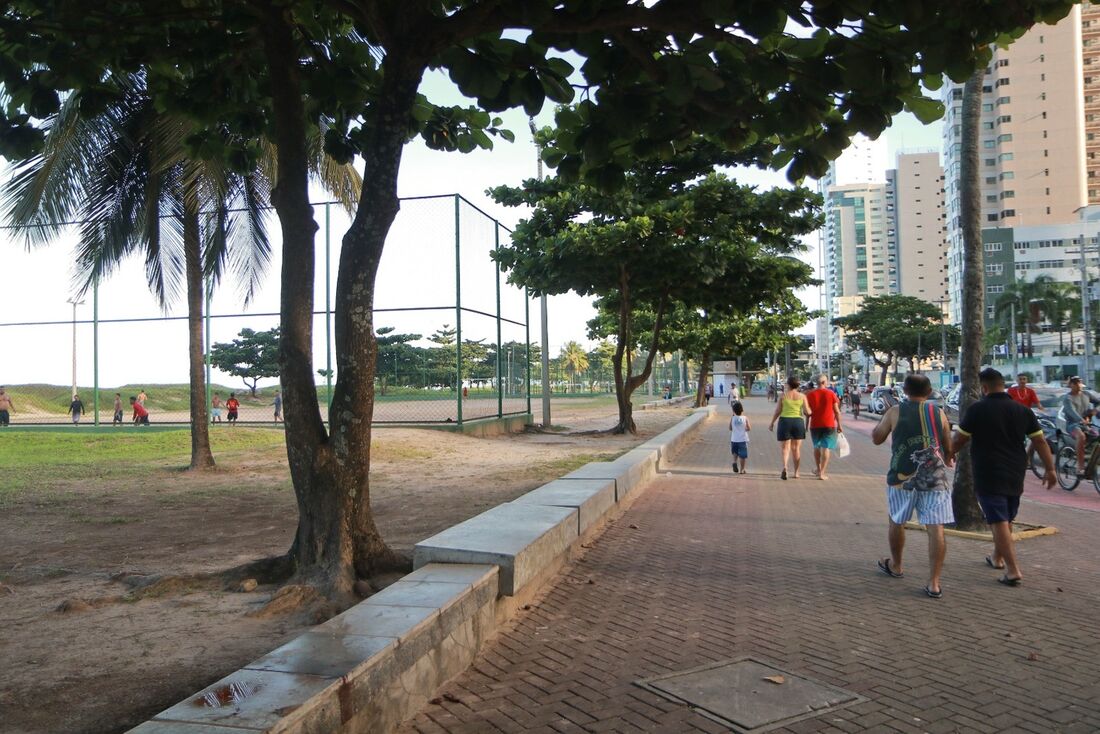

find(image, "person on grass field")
[872,374,954,599]
[130,396,150,426]
[806,374,842,480]
[729,401,750,475]
[953,368,1056,587]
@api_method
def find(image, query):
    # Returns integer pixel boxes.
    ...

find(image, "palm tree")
[3,73,360,468]
[560,341,590,392]
[1037,281,1078,355]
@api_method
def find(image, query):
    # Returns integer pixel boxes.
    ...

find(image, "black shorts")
[228,411,238,421]
[776,417,806,441]
[976,493,1020,524]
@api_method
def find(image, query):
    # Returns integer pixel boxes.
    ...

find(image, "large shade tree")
[0,0,1077,603]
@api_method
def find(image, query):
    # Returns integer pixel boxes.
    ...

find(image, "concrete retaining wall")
[130,406,713,734]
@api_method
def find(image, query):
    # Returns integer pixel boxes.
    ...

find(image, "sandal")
[877,558,904,578]
[997,575,1022,587]
[781,469,787,480]
[924,585,943,599]
[985,555,1005,570]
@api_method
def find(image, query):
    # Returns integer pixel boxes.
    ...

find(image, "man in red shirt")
[806,374,843,480]
[130,396,150,426]
[1006,373,1040,409]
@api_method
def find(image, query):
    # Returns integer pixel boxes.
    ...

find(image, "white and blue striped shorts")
[886,486,955,526]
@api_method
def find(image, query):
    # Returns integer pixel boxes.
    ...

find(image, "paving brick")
[397,402,1100,733]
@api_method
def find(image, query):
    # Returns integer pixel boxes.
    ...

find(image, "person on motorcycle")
[1062,376,1092,475]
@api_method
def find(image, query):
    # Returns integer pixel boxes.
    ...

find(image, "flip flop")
[985,555,1005,570]
[924,585,943,599]
[878,558,904,578]
[781,469,787,480]
[997,575,1022,587]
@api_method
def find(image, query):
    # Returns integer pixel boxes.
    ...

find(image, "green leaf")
[904,95,945,124]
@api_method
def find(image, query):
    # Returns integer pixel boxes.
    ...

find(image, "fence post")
[454,194,463,425]
[495,223,503,418]
[325,202,333,420]
[93,278,100,426]
[525,288,531,418]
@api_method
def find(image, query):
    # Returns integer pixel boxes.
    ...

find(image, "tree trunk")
[184,196,215,470]
[877,358,890,385]
[695,349,712,407]
[952,66,988,531]
[261,10,413,601]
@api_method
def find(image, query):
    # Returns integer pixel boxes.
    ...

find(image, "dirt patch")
[0,399,692,734]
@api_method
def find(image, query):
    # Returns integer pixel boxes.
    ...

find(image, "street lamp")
[66,297,85,399]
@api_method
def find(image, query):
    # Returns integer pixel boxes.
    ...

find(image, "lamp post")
[66,297,84,399]
[529,117,551,426]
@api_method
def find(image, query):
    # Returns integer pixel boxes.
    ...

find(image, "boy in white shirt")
[730,402,751,475]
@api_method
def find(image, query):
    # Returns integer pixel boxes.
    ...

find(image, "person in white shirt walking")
[729,401,751,475]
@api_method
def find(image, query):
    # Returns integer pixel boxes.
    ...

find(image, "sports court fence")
[0,194,536,426]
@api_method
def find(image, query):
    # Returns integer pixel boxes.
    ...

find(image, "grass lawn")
[0,427,287,498]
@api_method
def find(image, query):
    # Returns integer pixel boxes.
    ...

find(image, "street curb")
[904,521,1059,540]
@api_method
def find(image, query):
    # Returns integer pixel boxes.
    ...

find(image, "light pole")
[1010,301,1019,379]
[66,297,85,399]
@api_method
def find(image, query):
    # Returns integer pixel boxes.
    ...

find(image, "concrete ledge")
[637,395,694,410]
[637,411,707,468]
[395,413,531,437]
[559,447,659,501]
[511,478,617,536]
[413,503,578,596]
[132,564,498,734]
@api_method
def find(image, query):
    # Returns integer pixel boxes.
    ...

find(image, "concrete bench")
[413,503,577,596]
[511,478,616,536]
[131,564,498,734]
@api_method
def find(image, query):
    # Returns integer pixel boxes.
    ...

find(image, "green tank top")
[888,400,950,488]
[780,395,804,418]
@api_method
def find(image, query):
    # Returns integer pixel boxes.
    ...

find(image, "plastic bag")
[837,431,851,458]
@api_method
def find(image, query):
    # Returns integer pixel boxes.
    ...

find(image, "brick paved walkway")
[401,399,1100,733]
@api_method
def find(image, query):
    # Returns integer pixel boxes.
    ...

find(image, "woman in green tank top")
[769,375,812,479]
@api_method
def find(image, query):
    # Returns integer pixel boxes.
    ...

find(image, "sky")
[0,70,942,390]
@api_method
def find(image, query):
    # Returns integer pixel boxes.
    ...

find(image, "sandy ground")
[0,399,693,734]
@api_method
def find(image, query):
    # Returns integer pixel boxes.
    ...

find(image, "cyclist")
[1062,376,1092,475]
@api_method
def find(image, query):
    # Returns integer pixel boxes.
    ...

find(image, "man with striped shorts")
[871,374,955,599]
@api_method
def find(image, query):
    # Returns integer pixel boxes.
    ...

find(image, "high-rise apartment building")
[820,144,948,355]
[942,6,1090,323]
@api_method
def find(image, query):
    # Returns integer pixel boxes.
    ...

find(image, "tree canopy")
[210,327,281,397]
[834,295,960,382]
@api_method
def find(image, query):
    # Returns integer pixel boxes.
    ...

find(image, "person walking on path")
[67,394,85,425]
[769,375,810,480]
[0,388,13,427]
[1061,376,1092,475]
[953,368,1056,587]
[806,374,843,480]
[729,401,751,475]
[850,386,861,420]
[112,393,124,426]
[871,374,954,599]
[272,390,283,422]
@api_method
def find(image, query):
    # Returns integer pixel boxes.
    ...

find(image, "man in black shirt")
[953,368,1055,586]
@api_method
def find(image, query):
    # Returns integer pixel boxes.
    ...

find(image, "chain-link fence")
[536,344,694,398]
[0,194,532,426]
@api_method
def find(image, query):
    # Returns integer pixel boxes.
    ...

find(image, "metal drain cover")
[636,657,865,732]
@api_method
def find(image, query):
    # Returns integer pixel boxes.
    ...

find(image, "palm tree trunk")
[695,349,712,407]
[261,10,410,602]
[952,67,988,531]
[184,195,215,470]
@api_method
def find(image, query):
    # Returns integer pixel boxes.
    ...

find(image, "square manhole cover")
[636,657,865,733]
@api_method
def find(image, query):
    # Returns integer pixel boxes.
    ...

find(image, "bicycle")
[1054,425,1100,494]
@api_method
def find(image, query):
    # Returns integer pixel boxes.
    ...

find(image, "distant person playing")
[769,376,811,480]
[273,390,283,422]
[137,389,148,406]
[953,368,1056,586]
[130,396,150,426]
[112,393,124,426]
[1062,376,1092,475]
[0,387,13,427]
[226,393,240,424]
[68,394,85,425]
[806,374,843,480]
[729,401,751,475]
[211,393,223,423]
[872,374,954,599]
[704,382,713,405]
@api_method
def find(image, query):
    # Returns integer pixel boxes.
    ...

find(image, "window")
[985,176,997,184]
[1001,209,1016,218]
[984,242,1003,252]
[985,158,996,166]
[1000,171,1015,180]
[999,152,1014,161]
[1000,190,1015,199]
[995,78,1010,87]
[983,85,993,93]
[983,140,996,148]
[986,263,1004,275]
[997,115,1012,124]
[983,122,995,131]
[987,284,1006,294]
[998,134,1013,143]
[988,214,999,222]
[982,103,994,112]
[986,195,998,203]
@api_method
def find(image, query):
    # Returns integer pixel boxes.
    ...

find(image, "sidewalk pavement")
[400,399,1100,733]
